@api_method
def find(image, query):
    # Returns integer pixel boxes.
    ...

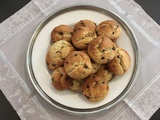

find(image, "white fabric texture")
[0,0,160,119]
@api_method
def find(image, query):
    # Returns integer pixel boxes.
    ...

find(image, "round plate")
[26,5,140,115]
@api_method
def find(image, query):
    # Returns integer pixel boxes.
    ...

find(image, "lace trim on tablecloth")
[32,0,60,14]
[115,73,160,120]
[17,95,53,120]
[108,0,160,46]
[0,50,32,110]
[0,1,42,47]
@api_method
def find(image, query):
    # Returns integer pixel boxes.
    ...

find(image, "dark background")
[0,0,160,120]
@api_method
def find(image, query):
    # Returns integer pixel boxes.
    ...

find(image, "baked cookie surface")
[107,48,131,75]
[64,51,93,80]
[72,27,97,49]
[52,67,73,91]
[70,80,83,91]
[81,74,109,102]
[96,20,121,41]
[90,59,100,75]
[74,19,97,31]
[88,36,117,64]
[46,40,75,70]
[96,65,113,81]
[51,25,73,43]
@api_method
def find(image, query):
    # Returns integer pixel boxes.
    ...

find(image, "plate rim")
[26,4,140,115]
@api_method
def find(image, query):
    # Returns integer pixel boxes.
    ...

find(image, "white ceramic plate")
[26,5,140,115]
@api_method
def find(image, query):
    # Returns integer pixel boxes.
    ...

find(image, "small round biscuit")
[107,48,131,75]
[52,67,73,91]
[64,51,93,80]
[96,20,122,41]
[51,25,73,43]
[46,40,75,70]
[70,79,84,91]
[46,53,56,70]
[78,50,100,74]
[72,27,97,49]
[96,65,113,81]
[74,19,97,31]
[88,36,117,64]
[81,74,109,102]
[90,59,100,75]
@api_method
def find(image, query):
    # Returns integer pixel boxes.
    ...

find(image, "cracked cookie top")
[81,74,109,102]
[64,51,93,80]
[52,67,73,91]
[71,27,97,49]
[74,19,97,31]
[51,25,73,43]
[46,40,75,70]
[96,20,122,41]
[107,48,131,75]
[88,36,117,64]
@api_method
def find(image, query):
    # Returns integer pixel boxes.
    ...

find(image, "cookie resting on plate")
[87,36,117,64]
[46,40,75,70]
[74,19,97,31]
[81,74,109,102]
[51,24,73,43]
[107,48,131,75]
[64,51,93,80]
[52,67,73,91]
[96,20,122,41]
[72,27,97,49]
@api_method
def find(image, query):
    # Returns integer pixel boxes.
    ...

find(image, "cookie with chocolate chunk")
[90,59,100,75]
[72,27,97,49]
[88,36,117,64]
[74,19,97,31]
[96,65,113,81]
[64,51,93,80]
[81,74,109,102]
[70,80,84,91]
[46,40,75,70]
[107,48,131,75]
[96,20,121,41]
[52,67,73,91]
[51,25,73,43]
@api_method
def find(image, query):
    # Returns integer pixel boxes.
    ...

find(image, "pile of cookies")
[46,19,131,102]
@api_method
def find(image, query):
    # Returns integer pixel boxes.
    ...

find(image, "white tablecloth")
[0,0,160,119]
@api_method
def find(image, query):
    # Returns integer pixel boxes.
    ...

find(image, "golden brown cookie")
[51,25,73,43]
[87,36,117,64]
[96,65,113,81]
[90,59,100,75]
[52,67,73,91]
[64,51,93,80]
[70,79,84,91]
[79,50,100,74]
[74,19,97,31]
[96,20,122,41]
[107,48,131,75]
[81,74,109,102]
[46,40,75,70]
[46,52,56,70]
[71,27,97,49]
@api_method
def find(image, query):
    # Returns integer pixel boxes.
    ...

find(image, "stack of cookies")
[46,19,131,102]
